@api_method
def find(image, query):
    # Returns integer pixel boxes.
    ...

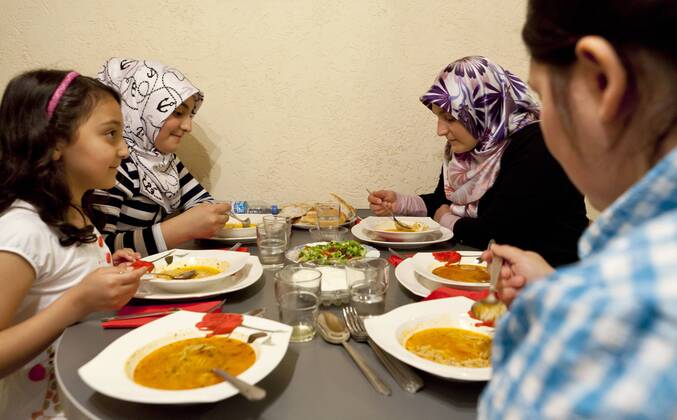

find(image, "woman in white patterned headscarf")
[91,58,229,256]
[368,56,588,266]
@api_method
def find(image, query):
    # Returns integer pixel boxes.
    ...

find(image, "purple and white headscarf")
[420,56,540,218]
[97,58,204,212]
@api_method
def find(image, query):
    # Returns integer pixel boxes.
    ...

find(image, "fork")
[342,306,423,393]
[228,212,251,228]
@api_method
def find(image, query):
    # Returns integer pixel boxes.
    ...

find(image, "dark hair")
[0,69,121,246]
[522,0,676,66]
[522,0,677,159]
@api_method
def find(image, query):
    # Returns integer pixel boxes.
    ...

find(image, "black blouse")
[420,123,588,267]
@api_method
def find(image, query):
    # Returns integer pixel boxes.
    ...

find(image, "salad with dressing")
[297,240,366,265]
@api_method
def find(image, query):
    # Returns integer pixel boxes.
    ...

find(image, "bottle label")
[233,201,248,214]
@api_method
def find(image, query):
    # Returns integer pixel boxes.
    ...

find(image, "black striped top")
[90,157,213,256]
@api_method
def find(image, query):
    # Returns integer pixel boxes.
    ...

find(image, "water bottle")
[232,201,249,214]
[247,201,271,214]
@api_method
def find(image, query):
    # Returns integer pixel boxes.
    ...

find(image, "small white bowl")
[144,250,250,293]
[366,217,440,242]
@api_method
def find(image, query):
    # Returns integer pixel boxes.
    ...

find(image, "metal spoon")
[211,368,266,401]
[228,212,251,228]
[470,240,507,323]
[365,189,413,231]
[317,311,391,396]
[150,270,197,280]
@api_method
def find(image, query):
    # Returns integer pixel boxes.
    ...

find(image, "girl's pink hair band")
[46,71,80,120]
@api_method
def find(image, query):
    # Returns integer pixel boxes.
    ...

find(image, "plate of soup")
[364,297,493,381]
[144,249,250,293]
[78,310,292,404]
[213,213,267,239]
[411,252,489,289]
[364,217,440,242]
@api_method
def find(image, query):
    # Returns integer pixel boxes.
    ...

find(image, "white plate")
[79,311,292,404]
[285,241,380,265]
[363,217,441,242]
[411,252,488,289]
[204,235,257,244]
[395,258,432,298]
[144,250,250,293]
[135,256,263,300]
[352,218,453,249]
[213,214,269,239]
[364,297,493,381]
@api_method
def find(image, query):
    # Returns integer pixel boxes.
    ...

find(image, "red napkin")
[220,247,250,252]
[423,287,490,302]
[388,254,413,267]
[353,217,362,225]
[101,300,222,329]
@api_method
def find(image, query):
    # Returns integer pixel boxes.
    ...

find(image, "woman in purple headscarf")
[368,56,588,266]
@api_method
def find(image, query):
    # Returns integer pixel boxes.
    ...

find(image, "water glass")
[309,226,349,242]
[346,257,389,317]
[275,265,322,342]
[315,202,341,228]
[256,224,287,268]
[263,215,292,246]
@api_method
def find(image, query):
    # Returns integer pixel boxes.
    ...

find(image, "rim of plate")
[351,222,453,248]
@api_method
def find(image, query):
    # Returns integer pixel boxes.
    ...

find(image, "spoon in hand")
[365,188,413,231]
[470,240,507,323]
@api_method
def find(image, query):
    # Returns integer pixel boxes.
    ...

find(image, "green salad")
[297,240,366,265]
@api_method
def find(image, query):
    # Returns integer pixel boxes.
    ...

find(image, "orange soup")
[405,327,491,368]
[432,264,489,283]
[133,336,256,390]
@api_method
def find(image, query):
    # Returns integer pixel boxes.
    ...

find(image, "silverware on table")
[100,308,180,322]
[206,298,228,313]
[227,241,243,251]
[317,311,391,396]
[342,306,423,393]
[211,368,266,401]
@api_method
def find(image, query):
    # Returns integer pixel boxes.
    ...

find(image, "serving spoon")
[317,311,391,396]
[470,240,507,323]
[211,368,266,401]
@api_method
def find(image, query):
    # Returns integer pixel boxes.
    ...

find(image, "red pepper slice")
[131,260,154,270]
[432,251,462,264]
[195,313,244,337]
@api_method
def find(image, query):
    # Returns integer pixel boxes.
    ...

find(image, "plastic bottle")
[246,201,271,214]
[232,201,249,214]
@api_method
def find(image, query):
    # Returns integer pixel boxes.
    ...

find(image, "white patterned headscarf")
[420,56,540,218]
[97,58,204,212]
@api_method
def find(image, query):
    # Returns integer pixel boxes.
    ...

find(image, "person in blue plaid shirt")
[479,0,677,418]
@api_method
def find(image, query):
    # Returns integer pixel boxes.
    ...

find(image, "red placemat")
[101,300,222,329]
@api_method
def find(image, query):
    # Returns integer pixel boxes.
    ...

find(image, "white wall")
[1,0,533,209]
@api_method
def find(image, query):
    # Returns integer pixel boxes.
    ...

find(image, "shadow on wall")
[175,123,221,194]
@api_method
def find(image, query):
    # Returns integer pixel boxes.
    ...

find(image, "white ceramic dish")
[213,214,269,239]
[364,217,441,242]
[411,252,488,289]
[394,258,431,298]
[79,311,292,404]
[352,218,453,249]
[143,250,251,294]
[292,216,357,230]
[285,241,380,265]
[135,256,263,300]
[364,297,493,381]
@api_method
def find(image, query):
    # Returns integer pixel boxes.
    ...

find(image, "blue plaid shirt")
[479,147,677,419]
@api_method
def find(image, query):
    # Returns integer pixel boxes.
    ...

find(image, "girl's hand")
[481,244,555,307]
[112,248,140,266]
[177,202,230,239]
[368,190,397,215]
[68,265,147,317]
[433,204,451,222]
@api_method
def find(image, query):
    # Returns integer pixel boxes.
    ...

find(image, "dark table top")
[55,211,484,420]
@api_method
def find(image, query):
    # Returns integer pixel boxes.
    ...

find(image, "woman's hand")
[482,244,555,307]
[112,248,140,266]
[368,190,397,215]
[67,264,148,317]
[433,204,451,222]
[167,202,230,242]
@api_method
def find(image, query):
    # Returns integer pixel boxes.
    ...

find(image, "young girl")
[90,58,230,257]
[0,70,148,418]
[368,56,588,266]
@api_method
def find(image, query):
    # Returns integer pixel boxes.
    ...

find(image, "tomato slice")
[131,260,154,270]
[432,251,461,264]
[195,313,244,337]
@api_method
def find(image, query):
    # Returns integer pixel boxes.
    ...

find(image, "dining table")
[55,210,485,420]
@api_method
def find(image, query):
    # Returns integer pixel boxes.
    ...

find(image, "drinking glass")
[314,202,341,229]
[263,215,292,247]
[256,224,287,268]
[275,265,322,342]
[345,257,389,317]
